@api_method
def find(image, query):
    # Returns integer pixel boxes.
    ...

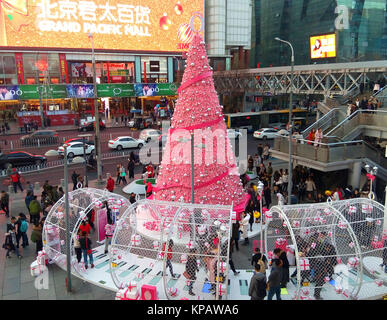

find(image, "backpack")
[256,276,267,298]
[20,220,28,233]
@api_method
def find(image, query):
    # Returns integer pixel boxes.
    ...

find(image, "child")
[3,217,22,258]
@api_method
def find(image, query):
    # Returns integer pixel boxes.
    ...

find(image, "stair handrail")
[326,109,387,137]
[301,107,341,138]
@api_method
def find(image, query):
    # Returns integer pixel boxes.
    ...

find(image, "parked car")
[63,137,94,145]
[108,136,145,151]
[139,129,161,143]
[253,128,278,140]
[20,130,59,147]
[0,151,46,169]
[227,129,242,139]
[78,121,106,132]
[58,141,95,158]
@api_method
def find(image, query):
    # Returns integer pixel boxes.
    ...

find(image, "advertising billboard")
[0,0,204,52]
[310,33,336,59]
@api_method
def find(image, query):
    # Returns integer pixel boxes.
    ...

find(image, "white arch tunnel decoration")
[42,188,131,277]
[264,198,386,300]
[109,199,233,300]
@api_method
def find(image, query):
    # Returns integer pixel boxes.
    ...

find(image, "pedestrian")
[282,169,289,193]
[79,231,94,269]
[276,191,286,206]
[24,190,33,214]
[86,207,95,233]
[231,221,240,251]
[104,216,115,254]
[258,163,266,180]
[381,238,387,274]
[120,164,127,185]
[146,181,153,198]
[106,175,115,193]
[30,221,43,254]
[248,155,254,172]
[251,247,268,273]
[26,181,34,196]
[297,178,306,202]
[229,240,240,276]
[128,159,135,180]
[274,248,289,288]
[73,230,82,263]
[241,211,250,245]
[307,128,315,145]
[3,217,22,258]
[79,219,91,236]
[248,263,267,300]
[71,171,79,191]
[263,144,270,161]
[0,190,10,217]
[266,162,273,186]
[305,176,316,200]
[257,144,263,158]
[314,128,323,147]
[185,248,199,296]
[29,195,41,226]
[263,184,272,208]
[129,192,136,204]
[17,213,29,248]
[10,168,23,193]
[267,259,282,300]
[115,164,121,185]
[162,239,176,278]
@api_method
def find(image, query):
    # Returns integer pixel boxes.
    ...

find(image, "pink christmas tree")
[153,34,247,210]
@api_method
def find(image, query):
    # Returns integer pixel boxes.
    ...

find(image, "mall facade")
[250,0,387,67]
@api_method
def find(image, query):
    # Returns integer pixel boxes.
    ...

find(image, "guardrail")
[325,109,387,139]
[301,108,343,139]
[273,135,387,171]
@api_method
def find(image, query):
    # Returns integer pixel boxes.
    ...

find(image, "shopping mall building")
[0,0,252,128]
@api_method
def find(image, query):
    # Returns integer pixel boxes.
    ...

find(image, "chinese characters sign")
[0,0,204,52]
[310,33,336,59]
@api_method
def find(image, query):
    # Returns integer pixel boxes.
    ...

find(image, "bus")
[225,109,309,132]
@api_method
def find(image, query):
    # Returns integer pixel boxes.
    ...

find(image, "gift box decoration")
[157,251,165,260]
[152,241,159,250]
[95,200,103,208]
[304,228,310,235]
[115,289,128,300]
[286,245,295,254]
[323,208,332,216]
[267,251,274,259]
[336,257,343,264]
[122,287,139,300]
[196,259,201,267]
[265,212,273,221]
[299,258,310,271]
[334,286,343,294]
[145,221,159,232]
[376,219,381,226]
[371,240,383,249]
[342,289,350,299]
[37,250,48,265]
[362,204,373,214]
[180,254,187,264]
[186,241,196,249]
[348,206,356,215]
[131,234,141,246]
[197,225,207,236]
[310,242,316,249]
[217,283,226,296]
[30,260,48,277]
[338,220,347,229]
[306,217,312,223]
[282,221,287,227]
[300,288,310,296]
[324,276,330,283]
[375,279,383,287]
[275,238,287,251]
[292,220,300,228]
[137,272,145,280]
[218,261,227,273]
[348,242,355,248]
[168,287,179,297]
[347,257,359,269]
[55,211,64,219]
[231,212,237,223]
[115,199,125,207]
[275,229,279,234]
[328,231,332,237]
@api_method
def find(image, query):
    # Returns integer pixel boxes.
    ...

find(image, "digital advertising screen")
[0,0,204,52]
[310,33,336,59]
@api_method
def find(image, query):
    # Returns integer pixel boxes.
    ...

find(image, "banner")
[66,84,94,98]
[0,0,204,52]
[15,53,24,84]
[19,85,67,99]
[97,83,135,97]
[310,33,336,59]
[59,53,69,83]
[134,83,177,97]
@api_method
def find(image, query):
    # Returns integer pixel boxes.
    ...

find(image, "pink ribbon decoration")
[169,117,224,134]
[366,173,375,181]
[177,71,213,94]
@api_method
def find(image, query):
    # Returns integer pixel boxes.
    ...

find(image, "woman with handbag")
[185,248,199,296]
[79,231,94,269]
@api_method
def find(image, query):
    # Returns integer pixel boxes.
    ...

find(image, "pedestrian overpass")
[213,60,387,96]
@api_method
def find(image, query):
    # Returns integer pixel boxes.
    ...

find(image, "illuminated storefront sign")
[0,0,204,52]
[310,33,336,59]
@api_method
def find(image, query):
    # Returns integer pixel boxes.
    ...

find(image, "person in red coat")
[79,220,91,236]
[146,181,153,197]
[106,176,115,193]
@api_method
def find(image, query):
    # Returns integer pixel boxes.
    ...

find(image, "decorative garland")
[170,117,224,134]
[153,165,236,193]
[177,71,213,94]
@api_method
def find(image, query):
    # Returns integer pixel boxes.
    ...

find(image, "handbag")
[183,271,191,280]
[85,238,92,255]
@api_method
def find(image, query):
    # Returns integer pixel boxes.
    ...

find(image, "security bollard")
[34,182,40,191]
[8,185,13,194]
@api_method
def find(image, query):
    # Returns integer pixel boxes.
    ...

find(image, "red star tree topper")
[153,34,247,209]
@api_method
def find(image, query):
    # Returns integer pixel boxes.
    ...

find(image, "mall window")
[70,62,135,84]
[141,57,168,83]
[0,54,17,85]
[23,53,61,84]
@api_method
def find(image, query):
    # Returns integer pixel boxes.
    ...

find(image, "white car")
[253,128,278,139]
[108,136,145,151]
[227,129,242,139]
[278,129,289,136]
[139,129,161,143]
[58,141,95,158]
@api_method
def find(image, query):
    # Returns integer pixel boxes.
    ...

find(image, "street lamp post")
[88,33,103,185]
[63,145,72,292]
[364,164,378,200]
[257,181,264,252]
[275,37,294,202]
